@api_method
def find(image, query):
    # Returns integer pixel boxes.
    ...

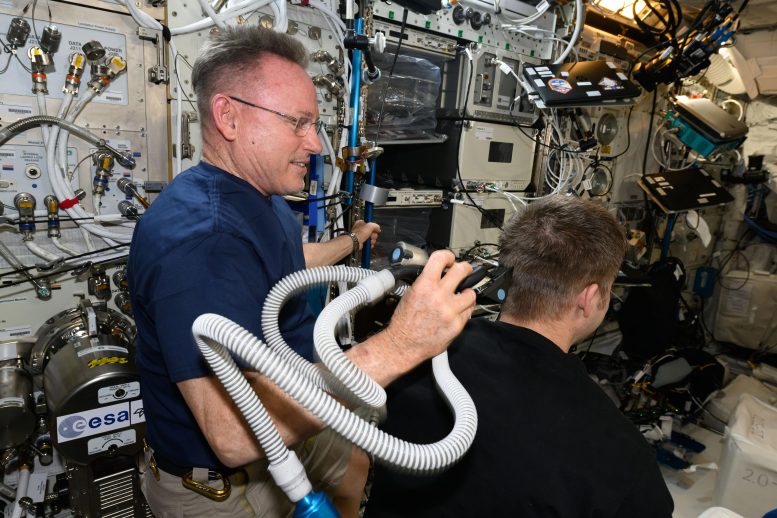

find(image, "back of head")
[498,195,626,322]
[191,25,309,134]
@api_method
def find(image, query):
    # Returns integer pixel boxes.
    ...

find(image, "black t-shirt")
[365,319,674,518]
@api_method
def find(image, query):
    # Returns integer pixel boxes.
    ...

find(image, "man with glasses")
[128,26,476,517]
[365,195,674,517]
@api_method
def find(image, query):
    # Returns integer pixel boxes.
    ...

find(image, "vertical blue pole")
[307,154,318,243]
[345,18,364,203]
[307,154,326,243]
[661,213,677,259]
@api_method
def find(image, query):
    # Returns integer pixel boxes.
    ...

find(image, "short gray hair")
[498,195,626,321]
[192,26,309,132]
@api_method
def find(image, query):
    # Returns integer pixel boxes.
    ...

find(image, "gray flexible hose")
[0,115,101,147]
[0,115,135,168]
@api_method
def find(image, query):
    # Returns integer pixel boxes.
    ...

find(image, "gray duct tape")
[359,184,390,205]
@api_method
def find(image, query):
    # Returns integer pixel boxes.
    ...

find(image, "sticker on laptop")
[547,78,572,94]
[598,77,624,90]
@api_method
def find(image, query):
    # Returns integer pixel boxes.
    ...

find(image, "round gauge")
[596,113,619,146]
[589,165,613,197]
[286,20,299,35]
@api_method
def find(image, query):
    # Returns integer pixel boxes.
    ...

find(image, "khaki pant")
[141,428,352,518]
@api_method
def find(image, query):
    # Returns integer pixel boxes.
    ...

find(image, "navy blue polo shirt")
[128,161,315,471]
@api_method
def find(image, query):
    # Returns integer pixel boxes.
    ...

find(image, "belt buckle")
[182,470,231,501]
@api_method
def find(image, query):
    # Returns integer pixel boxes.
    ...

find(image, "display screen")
[488,141,513,163]
[480,209,505,229]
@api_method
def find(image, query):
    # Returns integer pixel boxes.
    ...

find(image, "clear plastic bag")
[365,54,441,141]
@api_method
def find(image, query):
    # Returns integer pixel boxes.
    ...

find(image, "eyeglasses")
[228,95,323,137]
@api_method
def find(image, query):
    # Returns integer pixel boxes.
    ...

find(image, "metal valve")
[118,200,139,220]
[88,55,127,92]
[311,50,344,77]
[13,193,36,241]
[92,153,115,196]
[28,47,51,94]
[6,18,31,49]
[112,269,130,291]
[44,195,61,238]
[40,24,62,55]
[87,268,112,300]
[63,53,86,95]
[82,40,106,61]
[114,292,133,317]
[313,74,345,98]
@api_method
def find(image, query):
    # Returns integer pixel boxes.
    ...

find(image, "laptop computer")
[638,167,734,213]
[672,96,748,143]
[521,60,641,108]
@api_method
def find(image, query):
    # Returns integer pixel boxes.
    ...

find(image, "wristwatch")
[348,232,360,255]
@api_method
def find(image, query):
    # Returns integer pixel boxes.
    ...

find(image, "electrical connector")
[496,60,513,77]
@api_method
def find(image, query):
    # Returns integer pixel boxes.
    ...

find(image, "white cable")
[651,125,696,171]
[493,58,521,82]
[720,98,744,121]
[553,0,584,65]
[270,0,288,33]
[52,236,79,256]
[308,0,347,31]
[48,93,75,174]
[24,240,62,262]
[197,0,227,29]
[52,90,94,181]
[522,32,579,62]
[170,0,272,35]
[498,0,549,26]
[46,90,134,246]
[56,92,74,121]
[501,26,580,62]
[507,115,589,204]
[123,0,159,28]
[503,25,556,36]
[10,464,29,518]
[485,185,522,210]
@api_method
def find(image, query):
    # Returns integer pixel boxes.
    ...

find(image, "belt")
[153,453,238,478]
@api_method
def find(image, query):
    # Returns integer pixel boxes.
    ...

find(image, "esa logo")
[56,402,133,443]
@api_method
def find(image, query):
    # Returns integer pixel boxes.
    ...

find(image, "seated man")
[364,195,674,517]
